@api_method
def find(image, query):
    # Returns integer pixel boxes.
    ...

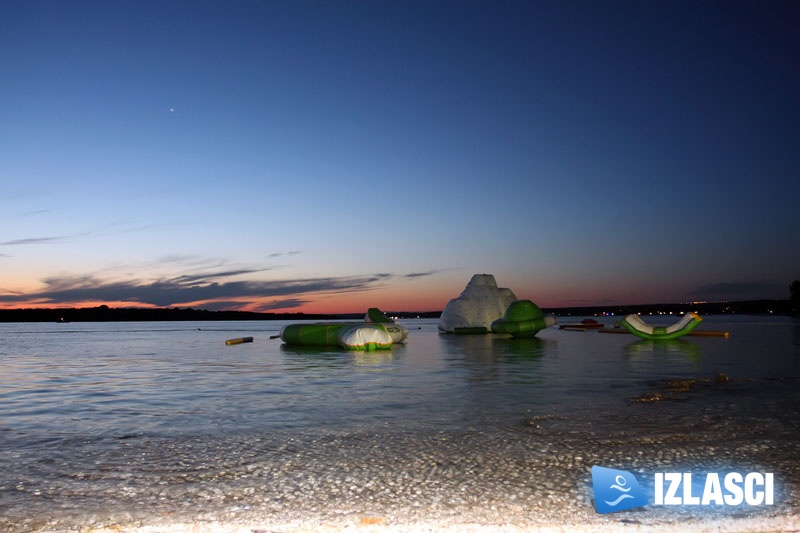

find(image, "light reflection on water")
[1,316,798,444]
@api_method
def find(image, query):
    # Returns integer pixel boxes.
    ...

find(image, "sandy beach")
[81,516,800,533]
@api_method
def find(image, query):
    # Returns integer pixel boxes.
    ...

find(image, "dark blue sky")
[1,1,798,312]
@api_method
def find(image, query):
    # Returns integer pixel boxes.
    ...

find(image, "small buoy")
[225,336,254,345]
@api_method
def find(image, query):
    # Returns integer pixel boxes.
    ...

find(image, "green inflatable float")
[278,308,408,351]
[620,312,703,340]
[491,300,556,338]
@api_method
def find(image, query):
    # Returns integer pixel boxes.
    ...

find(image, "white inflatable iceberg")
[438,274,517,334]
[438,274,556,337]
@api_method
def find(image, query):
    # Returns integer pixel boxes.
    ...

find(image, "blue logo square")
[591,466,648,514]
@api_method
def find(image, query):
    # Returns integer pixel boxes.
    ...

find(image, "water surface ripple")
[1,316,798,531]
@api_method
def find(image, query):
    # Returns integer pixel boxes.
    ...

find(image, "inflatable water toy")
[438,274,517,334]
[335,324,394,350]
[491,299,556,337]
[280,322,396,350]
[438,274,554,336]
[225,336,254,345]
[279,310,406,350]
[559,318,604,331]
[620,312,703,340]
[278,308,407,350]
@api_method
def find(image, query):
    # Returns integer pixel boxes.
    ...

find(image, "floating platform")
[277,308,407,351]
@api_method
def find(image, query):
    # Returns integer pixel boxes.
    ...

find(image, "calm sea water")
[1,315,799,530]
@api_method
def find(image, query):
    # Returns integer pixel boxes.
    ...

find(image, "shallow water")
[1,315,799,531]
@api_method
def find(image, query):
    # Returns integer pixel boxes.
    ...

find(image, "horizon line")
[0,297,791,316]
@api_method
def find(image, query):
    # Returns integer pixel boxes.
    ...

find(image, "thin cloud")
[18,208,55,217]
[0,271,394,308]
[192,298,309,313]
[170,268,266,285]
[0,221,180,248]
[405,270,439,279]
[152,255,232,272]
[405,268,455,279]
[267,250,304,259]
[1,235,73,246]
[192,300,255,312]
[1,227,102,246]
[156,254,206,265]
[253,298,309,311]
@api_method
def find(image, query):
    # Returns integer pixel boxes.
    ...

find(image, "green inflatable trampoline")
[491,300,556,338]
[278,308,407,351]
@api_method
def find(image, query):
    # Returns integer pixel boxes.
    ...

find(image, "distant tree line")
[544,299,793,317]
[0,306,336,323]
[0,299,794,323]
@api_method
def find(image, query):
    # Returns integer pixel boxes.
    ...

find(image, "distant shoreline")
[0,299,793,322]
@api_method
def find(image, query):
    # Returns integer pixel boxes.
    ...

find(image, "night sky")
[1,1,798,313]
